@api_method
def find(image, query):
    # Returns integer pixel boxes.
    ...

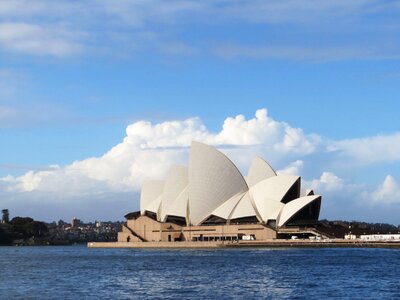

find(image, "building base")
[117,215,277,243]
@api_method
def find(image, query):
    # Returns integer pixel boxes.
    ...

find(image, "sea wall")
[88,241,221,248]
[88,239,400,249]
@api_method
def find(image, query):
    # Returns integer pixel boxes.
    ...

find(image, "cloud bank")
[1,109,317,194]
[1,108,400,222]
[1,0,400,60]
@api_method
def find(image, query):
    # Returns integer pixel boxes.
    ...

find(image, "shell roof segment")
[277,195,321,227]
[140,180,165,215]
[229,192,258,220]
[210,191,246,220]
[188,141,249,225]
[159,165,188,222]
[249,175,300,222]
[246,156,277,187]
[164,186,188,220]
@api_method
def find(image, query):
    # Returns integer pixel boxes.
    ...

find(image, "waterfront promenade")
[88,239,400,249]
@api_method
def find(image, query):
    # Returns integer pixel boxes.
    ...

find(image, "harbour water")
[1,246,399,299]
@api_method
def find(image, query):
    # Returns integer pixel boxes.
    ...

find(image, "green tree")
[0,225,13,245]
[11,217,49,239]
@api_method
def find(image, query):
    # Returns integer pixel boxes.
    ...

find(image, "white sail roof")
[229,192,258,220]
[137,141,322,229]
[140,180,165,215]
[188,141,249,225]
[210,192,246,220]
[164,186,188,220]
[249,175,300,222]
[145,195,163,215]
[277,195,321,227]
[246,156,276,187]
[159,165,188,222]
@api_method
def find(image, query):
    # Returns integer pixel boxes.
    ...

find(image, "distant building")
[71,218,81,228]
[118,141,322,243]
[1,209,9,224]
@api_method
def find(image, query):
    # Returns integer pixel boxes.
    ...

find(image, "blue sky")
[1,0,400,223]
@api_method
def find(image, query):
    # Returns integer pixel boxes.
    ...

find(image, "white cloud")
[0,22,85,57]
[0,109,319,196]
[0,0,382,25]
[277,160,303,176]
[0,0,400,60]
[309,172,344,192]
[329,133,400,166]
[365,175,400,204]
[5,108,400,200]
[0,1,75,17]
[3,107,400,222]
[124,117,213,149]
[215,109,318,155]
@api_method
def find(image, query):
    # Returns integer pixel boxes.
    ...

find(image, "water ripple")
[0,247,399,299]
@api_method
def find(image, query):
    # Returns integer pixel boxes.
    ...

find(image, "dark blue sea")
[0,246,399,299]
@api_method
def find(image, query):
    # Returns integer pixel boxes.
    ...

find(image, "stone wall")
[117,215,277,242]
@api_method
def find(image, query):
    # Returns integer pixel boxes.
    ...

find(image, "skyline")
[1,1,400,223]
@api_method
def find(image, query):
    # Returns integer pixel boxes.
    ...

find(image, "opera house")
[118,141,322,243]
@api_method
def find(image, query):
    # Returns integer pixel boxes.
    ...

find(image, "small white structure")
[360,234,400,241]
[242,235,255,241]
[344,234,357,240]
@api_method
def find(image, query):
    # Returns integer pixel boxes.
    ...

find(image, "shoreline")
[87,239,400,249]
